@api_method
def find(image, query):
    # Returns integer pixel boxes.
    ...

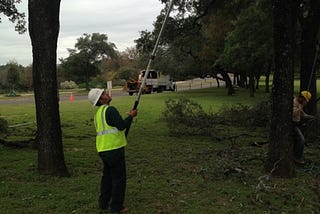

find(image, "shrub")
[88,80,104,88]
[60,81,78,89]
[163,99,271,138]
[162,98,217,137]
[218,101,271,127]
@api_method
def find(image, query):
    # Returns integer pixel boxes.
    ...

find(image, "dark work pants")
[98,147,126,212]
[293,126,305,160]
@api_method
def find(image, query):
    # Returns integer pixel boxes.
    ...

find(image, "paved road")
[0,78,222,105]
[0,89,128,105]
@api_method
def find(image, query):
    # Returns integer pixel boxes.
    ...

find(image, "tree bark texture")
[265,0,300,177]
[216,69,234,95]
[28,0,69,176]
[249,71,254,97]
[265,61,272,93]
[299,0,320,114]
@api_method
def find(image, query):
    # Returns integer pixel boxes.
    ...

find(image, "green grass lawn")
[0,87,319,213]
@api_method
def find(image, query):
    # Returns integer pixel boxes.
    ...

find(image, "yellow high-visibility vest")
[94,105,127,152]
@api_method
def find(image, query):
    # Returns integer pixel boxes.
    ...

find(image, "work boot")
[120,207,129,213]
[108,207,129,213]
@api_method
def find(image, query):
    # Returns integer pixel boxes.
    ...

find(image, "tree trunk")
[265,61,272,93]
[220,70,234,95]
[215,77,220,88]
[255,75,260,90]
[249,70,255,97]
[299,0,320,115]
[265,0,299,177]
[265,73,270,93]
[29,0,69,176]
[238,71,247,88]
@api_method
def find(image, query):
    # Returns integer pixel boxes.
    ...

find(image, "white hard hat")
[88,88,104,106]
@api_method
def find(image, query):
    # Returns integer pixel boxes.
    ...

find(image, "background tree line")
[1,0,319,177]
[2,0,319,105]
[0,62,32,94]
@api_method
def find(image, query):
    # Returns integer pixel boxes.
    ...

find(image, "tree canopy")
[59,33,118,90]
[130,0,318,99]
[0,0,26,33]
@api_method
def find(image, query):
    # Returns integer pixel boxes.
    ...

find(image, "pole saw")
[306,41,320,105]
[307,41,319,91]
[125,0,174,137]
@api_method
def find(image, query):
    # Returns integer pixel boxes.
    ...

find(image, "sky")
[0,0,164,66]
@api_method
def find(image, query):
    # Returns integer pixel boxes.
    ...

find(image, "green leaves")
[75,33,118,62]
[217,1,273,72]
[59,33,118,87]
[0,0,26,34]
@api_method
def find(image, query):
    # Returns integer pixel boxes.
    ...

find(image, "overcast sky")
[0,0,164,66]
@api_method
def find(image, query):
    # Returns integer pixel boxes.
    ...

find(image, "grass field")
[0,87,319,213]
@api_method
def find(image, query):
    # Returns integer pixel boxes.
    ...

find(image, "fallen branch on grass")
[0,138,35,148]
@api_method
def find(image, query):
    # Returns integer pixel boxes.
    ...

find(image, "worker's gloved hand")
[128,109,137,117]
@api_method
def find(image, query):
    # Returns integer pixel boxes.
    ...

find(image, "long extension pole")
[125,0,174,137]
[307,42,319,91]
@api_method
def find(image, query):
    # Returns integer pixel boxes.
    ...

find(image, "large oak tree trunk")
[29,0,69,176]
[265,0,299,177]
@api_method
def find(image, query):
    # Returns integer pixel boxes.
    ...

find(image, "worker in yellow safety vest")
[88,88,137,213]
